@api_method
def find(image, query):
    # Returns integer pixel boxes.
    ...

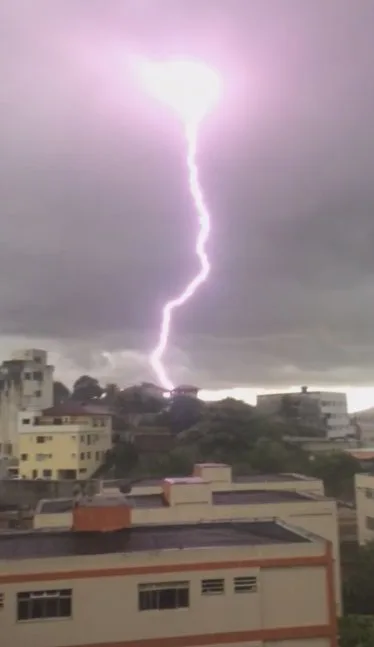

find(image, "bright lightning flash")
[138,59,221,391]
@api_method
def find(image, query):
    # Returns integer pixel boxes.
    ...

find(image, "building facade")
[33,463,341,614]
[0,502,337,647]
[18,404,112,480]
[257,387,352,438]
[0,349,53,458]
[355,472,374,545]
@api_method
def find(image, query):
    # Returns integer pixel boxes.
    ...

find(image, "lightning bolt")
[136,58,220,391]
[150,119,211,391]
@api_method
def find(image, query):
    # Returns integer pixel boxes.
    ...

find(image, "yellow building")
[33,463,341,615]
[0,496,337,647]
[18,404,112,480]
[355,472,374,545]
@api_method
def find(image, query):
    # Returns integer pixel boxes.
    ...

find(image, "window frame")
[138,581,189,611]
[16,589,72,622]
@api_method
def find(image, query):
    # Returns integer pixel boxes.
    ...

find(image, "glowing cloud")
[138,58,221,391]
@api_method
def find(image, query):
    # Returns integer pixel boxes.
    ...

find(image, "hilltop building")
[0,349,53,459]
[257,386,352,438]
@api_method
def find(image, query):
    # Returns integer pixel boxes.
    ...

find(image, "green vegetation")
[55,377,362,499]
[339,616,374,647]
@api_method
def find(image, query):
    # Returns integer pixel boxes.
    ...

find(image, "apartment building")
[33,463,341,614]
[18,403,112,480]
[0,349,53,458]
[257,387,352,438]
[355,472,374,545]
[0,496,337,647]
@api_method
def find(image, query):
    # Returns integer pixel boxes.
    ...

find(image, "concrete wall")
[0,540,333,647]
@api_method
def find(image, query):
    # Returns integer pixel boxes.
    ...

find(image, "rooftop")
[213,489,316,505]
[0,520,311,560]
[233,473,313,483]
[42,403,110,417]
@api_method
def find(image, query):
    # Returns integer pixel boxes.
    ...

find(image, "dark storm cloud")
[1,0,374,388]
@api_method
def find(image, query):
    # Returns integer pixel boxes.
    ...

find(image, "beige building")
[18,403,112,481]
[355,472,374,544]
[0,349,53,458]
[33,463,341,614]
[0,496,337,647]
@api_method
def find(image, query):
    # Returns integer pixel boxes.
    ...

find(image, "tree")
[71,375,103,402]
[53,381,70,405]
[339,616,374,646]
[165,394,205,434]
[307,452,360,500]
[343,542,374,615]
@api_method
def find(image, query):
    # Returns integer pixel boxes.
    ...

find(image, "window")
[95,451,100,461]
[34,390,42,397]
[79,468,86,474]
[53,418,62,425]
[80,435,85,442]
[24,372,32,380]
[21,454,28,461]
[36,436,46,444]
[43,469,52,478]
[0,593,4,609]
[366,489,374,499]
[201,579,224,595]
[87,452,91,459]
[138,582,189,611]
[366,516,374,530]
[32,470,38,479]
[234,576,258,593]
[87,434,91,445]
[22,418,30,425]
[80,453,85,460]
[17,589,72,621]
[33,371,43,381]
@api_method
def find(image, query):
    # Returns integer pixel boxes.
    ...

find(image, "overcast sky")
[2,0,374,402]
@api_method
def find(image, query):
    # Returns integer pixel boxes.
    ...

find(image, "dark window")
[79,469,86,474]
[17,589,72,621]
[80,453,85,460]
[138,582,189,611]
[87,452,91,459]
[22,419,30,425]
[43,469,52,478]
[234,576,258,593]
[32,470,38,479]
[0,593,4,609]
[20,454,28,461]
[95,451,100,461]
[36,436,46,444]
[366,516,374,530]
[87,435,91,445]
[53,418,62,425]
[34,390,42,397]
[24,372,32,380]
[201,579,224,595]
[34,357,42,364]
[33,371,43,381]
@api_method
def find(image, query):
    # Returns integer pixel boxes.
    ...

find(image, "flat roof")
[0,520,311,560]
[233,473,312,483]
[213,490,315,505]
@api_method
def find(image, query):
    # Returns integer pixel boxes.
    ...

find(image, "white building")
[0,349,53,459]
[257,386,352,438]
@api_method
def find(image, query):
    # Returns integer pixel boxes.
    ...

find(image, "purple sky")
[2,0,374,391]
